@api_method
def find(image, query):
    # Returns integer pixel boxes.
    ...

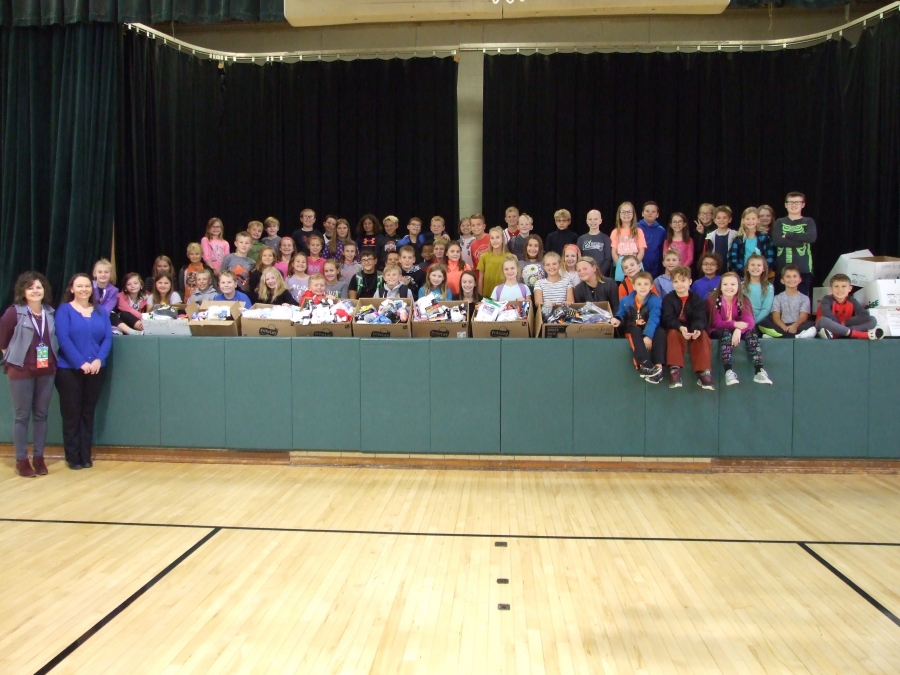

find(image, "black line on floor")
[3,516,900,547]
[32,527,221,675]
[799,543,900,630]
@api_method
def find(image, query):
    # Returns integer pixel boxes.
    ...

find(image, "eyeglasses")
[619,211,634,215]
[785,201,804,205]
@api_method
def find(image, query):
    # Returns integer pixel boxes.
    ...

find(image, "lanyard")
[27,308,45,342]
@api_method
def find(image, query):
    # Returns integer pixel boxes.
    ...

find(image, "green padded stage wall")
[1,337,898,458]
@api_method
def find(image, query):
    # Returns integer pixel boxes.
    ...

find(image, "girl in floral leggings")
[706,272,772,386]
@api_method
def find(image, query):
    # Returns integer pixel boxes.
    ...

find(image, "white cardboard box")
[823,249,873,287]
[844,256,900,287]
[863,279,900,308]
[871,308,900,336]
[142,318,192,336]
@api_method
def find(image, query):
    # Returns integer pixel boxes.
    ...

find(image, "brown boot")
[32,456,49,475]
[16,459,36,478]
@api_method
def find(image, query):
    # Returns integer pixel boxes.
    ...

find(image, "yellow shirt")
[477,251,509,296]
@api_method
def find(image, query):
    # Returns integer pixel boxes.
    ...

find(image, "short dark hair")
[633,271,654,284]
[13,271,53,306]
[830,273,851,286]
[359,249,377,260]
[780,264,801,277]
[786,191,806,202]
[643,201,659,210]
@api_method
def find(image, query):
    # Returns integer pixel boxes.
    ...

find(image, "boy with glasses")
[772,192,817,297]
[546,209,579,255]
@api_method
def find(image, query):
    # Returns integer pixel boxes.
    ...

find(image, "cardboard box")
[186,300,243,337]
[536,302,615,338]
[352,297,413,338]
[294,300,357,337]
[470,300,533,338]
[823,249,872,286]
[240,304,298,337]
[142,318,192,336]
[872,308,900,336]
[411,302,469,338]
[846,256,900,287]
[863,279,900,309]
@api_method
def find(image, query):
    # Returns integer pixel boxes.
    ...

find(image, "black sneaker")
[669,368,683,388]
[818,328,834,339]
[645,371,664,385]
[639,364,662,379]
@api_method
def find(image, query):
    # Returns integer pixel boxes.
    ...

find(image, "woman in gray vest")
[0,272,59,477]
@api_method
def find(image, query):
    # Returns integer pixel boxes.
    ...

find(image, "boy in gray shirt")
[757,265,816,338]
[221,231,255,293]
[577,209,612,276]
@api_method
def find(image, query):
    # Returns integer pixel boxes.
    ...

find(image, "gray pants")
[8,375,55,460]
[816,315,876,337]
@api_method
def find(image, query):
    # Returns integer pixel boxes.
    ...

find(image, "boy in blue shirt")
[213,270,251,308]
[611,271,666,384]
[638,201,667,277]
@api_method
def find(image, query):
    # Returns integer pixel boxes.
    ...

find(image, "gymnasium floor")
[1,461,900,674]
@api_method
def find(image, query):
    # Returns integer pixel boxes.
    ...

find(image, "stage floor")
[2,460,899,673]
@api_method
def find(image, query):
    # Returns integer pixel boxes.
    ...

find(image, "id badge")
[35,344,49,369]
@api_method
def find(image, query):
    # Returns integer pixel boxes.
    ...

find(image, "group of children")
[96,194,883,390]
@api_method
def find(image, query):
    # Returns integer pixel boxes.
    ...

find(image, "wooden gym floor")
[1,460,900,674]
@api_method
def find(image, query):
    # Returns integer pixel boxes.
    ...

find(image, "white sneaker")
[761,333,774,339]
[725,370,739,386]
[796,327,817,339]
[869,328,885,340]
[753,369,773,385]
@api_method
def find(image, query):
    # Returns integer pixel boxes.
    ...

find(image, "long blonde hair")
[738,207,761,240]
[256,268,290,302]
[615,202,639,240]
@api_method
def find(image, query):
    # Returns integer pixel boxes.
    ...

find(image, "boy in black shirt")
[348,250,383,299]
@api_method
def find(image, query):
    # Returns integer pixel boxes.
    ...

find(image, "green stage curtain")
[0,0,284,26]
[482,14,900,277]
[0,23,117,306]
[116,29,460,278]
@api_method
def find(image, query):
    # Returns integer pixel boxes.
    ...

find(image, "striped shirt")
[535,276,573,304]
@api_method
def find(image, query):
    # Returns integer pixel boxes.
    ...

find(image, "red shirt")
[817,297,855,325]
[470,235,490,270]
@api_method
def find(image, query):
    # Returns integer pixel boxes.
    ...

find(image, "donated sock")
[850,329,869,340]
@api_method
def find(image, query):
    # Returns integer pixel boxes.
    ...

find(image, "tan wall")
[166,8,876,53]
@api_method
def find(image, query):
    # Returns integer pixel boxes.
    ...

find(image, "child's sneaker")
[753,369,773,385]
[725,370,739,386]
[697,371,715,391]
[796,326,817,339]
[759,326,782,338]
[669,367,683,388]
[639,364,662,379]
[645,371,664,385]
[869,327,885,340]
[818,328,834,339]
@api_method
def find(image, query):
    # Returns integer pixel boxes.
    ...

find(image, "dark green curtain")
[116,29,459,277]
[482,14,900,280]
[0,0,284,26]
[0,23,117,306]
